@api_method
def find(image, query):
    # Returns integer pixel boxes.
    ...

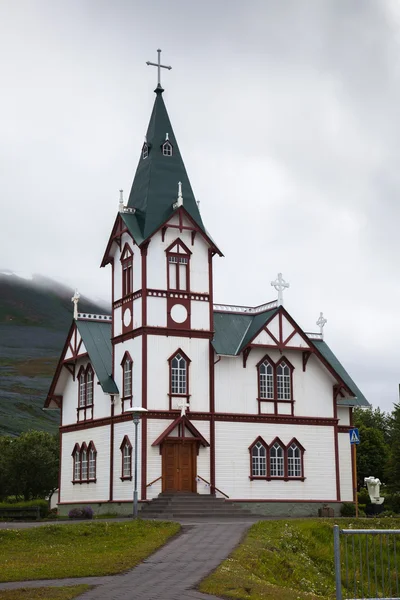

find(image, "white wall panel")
[215,421,336,500]
[60,426,111,503]
[338,407,350,426]
[113,420,142,501]
[338,432,353,501]
[190,300,210,330]
[147,336,210,412]
[113,338,142,416]
[147,297,167,327]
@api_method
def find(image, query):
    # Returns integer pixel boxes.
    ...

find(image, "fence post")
[334,525,342,600]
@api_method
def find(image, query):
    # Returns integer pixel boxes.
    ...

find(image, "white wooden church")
[45,53,369,516]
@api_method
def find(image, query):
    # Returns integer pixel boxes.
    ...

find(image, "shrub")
[0,499,49,518]
[68,506,94,520]
[341,502,356,517]
[358,488,370,504]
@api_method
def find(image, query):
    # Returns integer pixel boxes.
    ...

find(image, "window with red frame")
[249,437,305,480]
[257,355,294,411]
[121,353,133,409]
[121,245,133,297]
[166,239,191,292]
[72,441,97,483]
[168,349,191,410]
[78,365,94,408]
[120,436,132,480]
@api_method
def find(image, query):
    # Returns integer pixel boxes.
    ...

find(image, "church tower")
[101,52,222,498]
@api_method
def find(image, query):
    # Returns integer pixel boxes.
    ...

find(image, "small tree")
[0,436,13,500]
[385,403,400,492]
[7,430,59,500]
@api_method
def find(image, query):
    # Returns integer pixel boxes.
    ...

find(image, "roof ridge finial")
[271,272,289,307]
[173,182,183,210]
[118,189,124,213]
[316,312,327,339]
[71,289,80,320]
[146,48,172,93]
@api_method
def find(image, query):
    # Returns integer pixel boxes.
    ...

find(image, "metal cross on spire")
[271,273,290,307]
[316,312,327,339]
[71,289,80,320]
[146,49,172,90]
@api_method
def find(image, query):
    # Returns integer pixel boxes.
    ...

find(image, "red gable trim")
[151,415,210,447]
[241,305,355,399]
[44,321,76,408]
[101,214,136,268]
[149,206,223,257]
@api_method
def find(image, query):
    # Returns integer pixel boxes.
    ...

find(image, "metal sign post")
[349,428,360,518]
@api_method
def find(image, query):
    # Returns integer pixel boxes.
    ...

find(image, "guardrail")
[334,525,400,600]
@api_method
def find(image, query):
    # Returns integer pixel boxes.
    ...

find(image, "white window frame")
[277,362,291,400]
[259,361,274,399]
[162,141,173,156]
[288,443,302,477]
[270,442,284,477]
[251,441,267,477]
[171,353,187,395]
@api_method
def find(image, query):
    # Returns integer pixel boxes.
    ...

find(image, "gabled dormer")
[162,133,173,156]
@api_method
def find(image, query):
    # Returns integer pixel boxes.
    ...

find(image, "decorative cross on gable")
[271,273,289,306]
[177,398,190,417]
[71,289,80,320]
[146,49,172,89]
[316,312,327,339]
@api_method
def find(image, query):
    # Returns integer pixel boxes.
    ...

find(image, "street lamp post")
[125,406,148,518]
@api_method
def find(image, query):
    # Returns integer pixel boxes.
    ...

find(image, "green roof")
[312,339,370,407]
[76,320,118,395]
[127,89,206,241]
[212,309,278,356]
[212,309,369,407]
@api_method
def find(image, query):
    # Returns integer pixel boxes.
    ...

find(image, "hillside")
[0,272,109,436]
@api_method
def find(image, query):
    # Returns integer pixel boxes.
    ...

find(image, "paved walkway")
[0,521,253,600]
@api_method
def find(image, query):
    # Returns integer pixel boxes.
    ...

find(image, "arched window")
[171,353,187,395]
[120,436,132,480]
[86,367,94,406]
[287,440,305,478]
[277,361,291,400]
[78,369,86,408]
[81,446,88,480]
[168,349,191,410]
[88,442,97,481]
[259,360,274,399]
[121,353,133,410]
[162,141,173,156]
[270,442,284,477]
[251,440,267,477]
[121,244,133,297]
[72,444,81,482]
[165,239,191,292]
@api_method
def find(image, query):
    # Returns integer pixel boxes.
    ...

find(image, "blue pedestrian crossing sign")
[349,428,360,445]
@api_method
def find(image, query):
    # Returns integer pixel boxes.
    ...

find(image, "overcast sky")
[1,0,399,412]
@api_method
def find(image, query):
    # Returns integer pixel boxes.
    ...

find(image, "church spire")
[127,55,205,241]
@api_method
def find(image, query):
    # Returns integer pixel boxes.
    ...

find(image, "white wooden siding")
[60,426,111,503]
[215,421,337,500]
[146,336,210,412]
[338,432,353,501]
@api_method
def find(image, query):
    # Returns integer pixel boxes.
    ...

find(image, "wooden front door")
[162,441,196,492]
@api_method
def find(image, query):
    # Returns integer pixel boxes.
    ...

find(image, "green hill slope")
[0,273,109,436]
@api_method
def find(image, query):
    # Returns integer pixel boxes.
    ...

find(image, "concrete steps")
[139,492,255,519]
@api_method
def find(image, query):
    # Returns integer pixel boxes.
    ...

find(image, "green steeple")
[127,88,205,240]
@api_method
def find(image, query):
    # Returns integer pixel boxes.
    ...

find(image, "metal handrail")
[197,475,229,498]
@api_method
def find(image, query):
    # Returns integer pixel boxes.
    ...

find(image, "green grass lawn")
[0,586,92,600]
[199,518,400,600]
[0,520,180,582]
